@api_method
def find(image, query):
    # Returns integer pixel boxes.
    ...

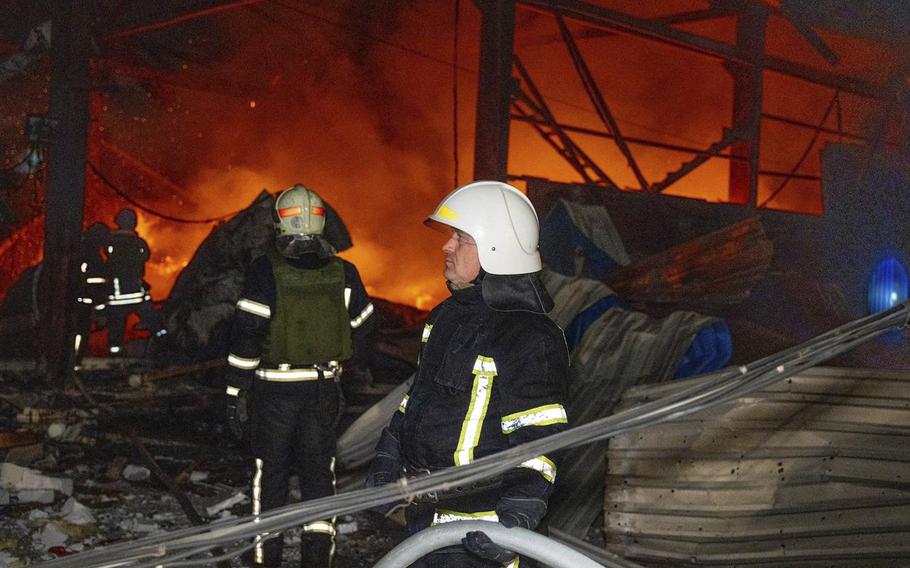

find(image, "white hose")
[373,520,605,568]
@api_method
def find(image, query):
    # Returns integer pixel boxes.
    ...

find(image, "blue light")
[868,256,909,314]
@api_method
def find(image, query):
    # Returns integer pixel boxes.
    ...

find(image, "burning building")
[0,1,909,566]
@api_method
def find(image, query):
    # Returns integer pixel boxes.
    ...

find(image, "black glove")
[225,389,248,440]
[365,429,401,488]
[462,531,517,564]
[497,496,547,530]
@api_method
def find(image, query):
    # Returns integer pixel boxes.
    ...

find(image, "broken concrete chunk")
[121,465,151,482]
[4,443,44,466]
[38,522,68,549]
[205,492,248,517]
[0,462,73,499]
[60,497,94,525]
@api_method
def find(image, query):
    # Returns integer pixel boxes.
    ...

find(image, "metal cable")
[39,302,908,568]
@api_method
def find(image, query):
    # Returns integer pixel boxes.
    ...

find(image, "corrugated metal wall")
[605,366,910,566]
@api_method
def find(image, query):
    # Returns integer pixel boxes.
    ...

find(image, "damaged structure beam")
[39,1,93,383]
[472,0,516,181]
[516,0,888,101]
[513,56,618,188]
[727,4,767,205]
[553,10,650,191]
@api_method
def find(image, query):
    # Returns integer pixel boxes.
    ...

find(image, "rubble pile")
[0,365,406,567]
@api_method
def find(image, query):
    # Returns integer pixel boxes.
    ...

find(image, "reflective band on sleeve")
[344,287,352,309]
[350,302,374,329]
[501,404,568,434]
[421,324,433,343]
[431,509,498,525]
[454,356,496,466]
[225,386,241,397]
[519,455,557,483]
[255,367,335,381]
[80,262,87,273]
[85,277,107,284]
[237,298,271,319]
[228,353,260,370]
[303,520,336,536]
[398,394,409,414]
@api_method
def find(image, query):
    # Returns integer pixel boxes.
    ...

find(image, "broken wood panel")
[606,217,773,310]
[605,366,910,564]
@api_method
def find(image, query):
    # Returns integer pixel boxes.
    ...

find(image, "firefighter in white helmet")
[367,181,570,567]
[225,184,374,568]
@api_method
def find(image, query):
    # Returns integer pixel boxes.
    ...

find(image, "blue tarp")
[565,294,733,379]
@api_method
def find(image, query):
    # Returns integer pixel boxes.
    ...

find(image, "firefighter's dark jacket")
[226,252,375,393]
[387,282,569,507]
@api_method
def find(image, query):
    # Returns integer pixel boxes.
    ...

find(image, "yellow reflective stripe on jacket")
[344,287,352,309]
[398,394,409,414]
[421,324,433,343]
[237,298,271,319]
[519,455,557,483]
[350,302,374,329]
[227,353,260,370]
[501,403,567,434]
[454,356,497,466]
[431,509,499,525]
[303,520,336,536]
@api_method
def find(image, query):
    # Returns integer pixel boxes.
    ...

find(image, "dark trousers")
[106,300,162,351]
[249,380,339,567]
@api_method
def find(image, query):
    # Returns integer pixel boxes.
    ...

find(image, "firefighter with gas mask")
[104,208,167,355]
[225,184,375,568]
[367,181,570,567]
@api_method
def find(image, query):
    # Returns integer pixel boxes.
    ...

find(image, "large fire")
[0,1,901,311]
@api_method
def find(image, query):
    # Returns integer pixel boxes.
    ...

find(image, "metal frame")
[471,0,894,205]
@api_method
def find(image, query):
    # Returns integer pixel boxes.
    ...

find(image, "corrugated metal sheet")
[605,366,910,566]
[542,270,722,536]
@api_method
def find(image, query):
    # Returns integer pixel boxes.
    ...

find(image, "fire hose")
[39,302,910,568]
[372,521,613,568]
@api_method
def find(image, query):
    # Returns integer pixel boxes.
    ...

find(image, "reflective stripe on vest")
[255,365,337,382]
[501,404,568,434]
[454,356,496,466]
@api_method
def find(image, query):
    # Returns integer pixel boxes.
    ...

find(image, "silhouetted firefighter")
[103,208,167,355]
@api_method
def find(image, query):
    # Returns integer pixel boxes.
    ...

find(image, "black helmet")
[115,208,137,230]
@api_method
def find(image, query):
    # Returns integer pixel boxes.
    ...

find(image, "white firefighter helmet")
[427,180,542,275]
[274,184,326,237]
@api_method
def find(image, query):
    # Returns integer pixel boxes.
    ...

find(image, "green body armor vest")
[261,254,353,366]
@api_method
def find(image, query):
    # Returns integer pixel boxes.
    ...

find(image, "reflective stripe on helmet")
[454,356,496,466]
[501,403,568,434]
[278,206,303,217]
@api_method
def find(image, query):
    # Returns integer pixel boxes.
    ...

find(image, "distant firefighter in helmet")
[224,184,375,568]
[103,208,167,355]
[72,222,111,367]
